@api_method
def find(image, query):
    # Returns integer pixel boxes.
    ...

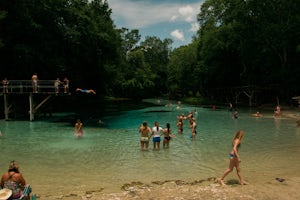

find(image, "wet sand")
[34,176,300,200]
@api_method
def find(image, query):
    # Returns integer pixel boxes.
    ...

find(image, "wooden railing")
[1,80,69,94]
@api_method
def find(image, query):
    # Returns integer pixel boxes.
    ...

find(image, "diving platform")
[292,96,300,105]
[1,80,70,121]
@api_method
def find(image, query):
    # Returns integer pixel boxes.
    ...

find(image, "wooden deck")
[1,80,68,94]
[1,80,70,121]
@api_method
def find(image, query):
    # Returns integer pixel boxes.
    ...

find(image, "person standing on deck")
[63,77,69,93]
[31,73,38,93]
[54,78,61,94]
[2,78,9,93]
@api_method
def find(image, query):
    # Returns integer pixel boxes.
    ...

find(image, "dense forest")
[1,0,299,106]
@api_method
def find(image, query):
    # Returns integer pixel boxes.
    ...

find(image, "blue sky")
[107,0,204,49]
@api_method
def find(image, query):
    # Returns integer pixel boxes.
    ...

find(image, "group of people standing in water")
[139,121,174,151]
[176,110,197,139]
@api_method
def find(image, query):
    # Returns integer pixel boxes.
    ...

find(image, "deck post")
[3,94,9,120]
[29,93,34,121]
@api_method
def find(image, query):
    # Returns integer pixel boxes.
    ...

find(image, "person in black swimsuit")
[163,123,173,148]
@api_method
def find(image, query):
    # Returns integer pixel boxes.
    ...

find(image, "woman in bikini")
[163,123,173,148]
[219,130,248,185]
[139,121,152,151]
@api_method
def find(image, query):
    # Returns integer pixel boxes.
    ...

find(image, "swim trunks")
[140,137,149,142]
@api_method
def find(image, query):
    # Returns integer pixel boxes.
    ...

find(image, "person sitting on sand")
[76,88,96,94]
[219,130,248,186]
[0,160,31,199]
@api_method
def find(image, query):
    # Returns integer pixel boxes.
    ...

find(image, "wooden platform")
[1,80,70,121]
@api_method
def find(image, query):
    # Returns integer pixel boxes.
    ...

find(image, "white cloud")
[189,22,199,32]
[170,15,178,22]
[178,5,196,22]
[171,30,185,41]
[107,0,203,47]
[107,0,201,29]
[108,0,180,28]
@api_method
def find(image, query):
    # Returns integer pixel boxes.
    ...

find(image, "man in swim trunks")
[139,121,152,151]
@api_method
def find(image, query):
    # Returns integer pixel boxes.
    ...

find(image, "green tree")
[0,10,6,48]
[167,40,200,97]
[0,0,122,96]
[140,36,172,95]
[197,0,300,98]
[122,48,155,97]
[118,28,141,56]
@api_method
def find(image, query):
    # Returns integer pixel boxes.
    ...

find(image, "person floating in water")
[233,110,238,119]
[74,119,84,138]
[76,88,96,94]
[251,111,262,117]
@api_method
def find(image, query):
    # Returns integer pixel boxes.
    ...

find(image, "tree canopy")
[0,0,299,105]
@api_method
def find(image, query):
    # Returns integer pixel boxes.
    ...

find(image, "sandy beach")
[34,176,300,200]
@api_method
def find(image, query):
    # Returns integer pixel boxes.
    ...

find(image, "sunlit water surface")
[0,100,300,195]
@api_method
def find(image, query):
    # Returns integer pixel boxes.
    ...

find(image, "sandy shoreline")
[34,176,300,200]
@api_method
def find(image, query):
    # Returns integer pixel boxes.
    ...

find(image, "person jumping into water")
[76,88,96,94]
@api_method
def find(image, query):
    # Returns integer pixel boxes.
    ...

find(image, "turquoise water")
[0,100,300,196]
